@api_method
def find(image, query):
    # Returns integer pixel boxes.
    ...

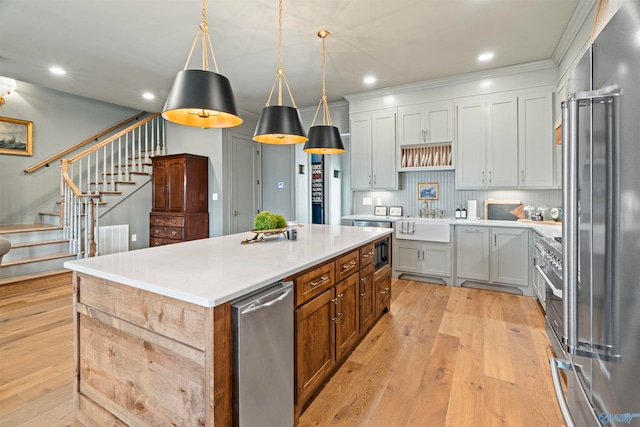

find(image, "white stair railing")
[60,113,164,258]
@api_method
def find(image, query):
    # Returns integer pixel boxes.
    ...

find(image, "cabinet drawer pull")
[368,251,374,256]
[310,276,329,287]
[155,218,160,223]
[363,253,371,258]
[171,231,177,236]
[465,228,481,233]
[342,260,356,270]
[172,218,177,224]
[360,292,367,297]
[154,229,160,234]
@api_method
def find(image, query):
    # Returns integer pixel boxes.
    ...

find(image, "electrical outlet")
[131,234,137,242]
[363,197,372,206]
[212,193,218,201]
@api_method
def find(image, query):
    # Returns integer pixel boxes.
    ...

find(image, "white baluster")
[161,119,166,155]
[125,133,129,181]
[102,148,107,193]
[110,141,115,188]
[145,122,150,163]
[86,156,91,195]
[137,126,142,172]
[94,201,99,256]
[117,136,123,181]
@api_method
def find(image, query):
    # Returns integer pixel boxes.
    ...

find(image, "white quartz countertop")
[64,224,392,308]
[343,215,562,239]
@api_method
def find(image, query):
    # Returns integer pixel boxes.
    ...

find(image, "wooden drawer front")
[152,226,184,240]
[150,237,181,247]
[334,250,360,283]
[359,243,375,267]
[295,262,335,306]
[150,214,185,227]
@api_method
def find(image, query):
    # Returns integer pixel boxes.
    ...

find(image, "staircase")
[0,113,165,279]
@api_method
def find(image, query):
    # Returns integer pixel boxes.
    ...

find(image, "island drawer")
[150,214,185,227]
[295,262,335,306]
[359,243,375,267]
[334,250,360,283]
[151,226,184,240]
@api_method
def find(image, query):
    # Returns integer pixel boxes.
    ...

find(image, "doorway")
[229,133,261,234]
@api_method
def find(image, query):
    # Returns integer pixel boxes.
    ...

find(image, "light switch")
[212,193,218,201]
[131,234,137,242]
[363,197,372,205]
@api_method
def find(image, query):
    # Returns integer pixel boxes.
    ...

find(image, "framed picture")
[0,117,33,156]
[374,205,388,216]
[389,206,403,217]
[418,182,439,200]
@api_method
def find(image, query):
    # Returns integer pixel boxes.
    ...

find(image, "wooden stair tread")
[0,268,70,287]
[0,224,62,234]
[99,191,122,195]
[0,252,76,267]
[129,171,149,175]
[115,181,136,185]
[11,239,69,249]
[39,211,60,216]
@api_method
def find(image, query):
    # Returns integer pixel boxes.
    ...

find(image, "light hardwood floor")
[0,277,563,426]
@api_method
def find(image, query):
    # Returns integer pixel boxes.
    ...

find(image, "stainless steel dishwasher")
[232,281,294,427]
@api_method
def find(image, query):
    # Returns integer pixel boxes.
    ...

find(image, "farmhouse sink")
[395,218,451,243]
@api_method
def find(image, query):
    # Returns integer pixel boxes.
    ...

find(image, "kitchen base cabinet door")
[421,244,452,278]
[335,273,360,361]
[295,288,336,406]
[359,263,375,333]
[374,265,392,318]
[491,228,530,287]
[394,241,421,274]
[455,226,490,281]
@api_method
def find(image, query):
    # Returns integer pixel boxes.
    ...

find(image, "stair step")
[39,211,60,217]
[129,171,149,176]
[99,191,122,195]
[115,181,136,185]
[0,252,77,268]
[11,239,69,249]
[0,224,62,234]
[0,268,71,297]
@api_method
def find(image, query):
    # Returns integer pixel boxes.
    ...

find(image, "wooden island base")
[72,233,391,426]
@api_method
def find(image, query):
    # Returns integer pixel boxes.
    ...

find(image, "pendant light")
[303,31,345,154]
[253,0,307,144]
[162,0,242,128]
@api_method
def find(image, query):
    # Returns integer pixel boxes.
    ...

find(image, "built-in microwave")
[374,238,389,270]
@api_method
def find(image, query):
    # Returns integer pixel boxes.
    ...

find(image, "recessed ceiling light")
[363,76,376,85]
[478,53,494,62]
[143,92,155,100]
[49,66,66,75]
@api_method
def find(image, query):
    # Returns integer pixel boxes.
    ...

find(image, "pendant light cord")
[311,31,333,127]
[265,0,298,108]
[183,0,220,74]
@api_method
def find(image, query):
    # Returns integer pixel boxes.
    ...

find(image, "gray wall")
[261,144,295,221]
[0,80,137,224]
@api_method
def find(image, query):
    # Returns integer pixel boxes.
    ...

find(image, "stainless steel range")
[535,236,564,355]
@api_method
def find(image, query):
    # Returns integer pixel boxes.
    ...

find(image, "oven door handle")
[536,265,563,298]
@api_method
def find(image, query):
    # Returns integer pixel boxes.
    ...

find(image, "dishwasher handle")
[241,282,293,315]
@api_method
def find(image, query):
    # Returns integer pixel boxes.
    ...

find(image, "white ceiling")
[0,0,590,116]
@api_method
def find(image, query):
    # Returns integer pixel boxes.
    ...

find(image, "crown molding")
[344,59,557,103]
[552,0,598,64]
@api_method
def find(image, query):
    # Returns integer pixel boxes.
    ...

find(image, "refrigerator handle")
[549,358,576,427]
[562,99,578,351]
[241,282,293,315]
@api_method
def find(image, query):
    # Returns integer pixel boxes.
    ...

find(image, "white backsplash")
[353,170,561,219]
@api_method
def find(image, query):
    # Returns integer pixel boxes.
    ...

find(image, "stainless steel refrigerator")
[556,1,640,425]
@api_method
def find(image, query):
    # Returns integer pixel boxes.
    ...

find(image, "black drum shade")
[304,125,345,154]
[162,69,243,128]
[254,105,307,144]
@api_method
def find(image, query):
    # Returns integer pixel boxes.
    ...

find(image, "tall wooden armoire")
[150,153,209,247]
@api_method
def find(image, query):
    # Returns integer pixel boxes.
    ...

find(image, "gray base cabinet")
[455,226,531,295]
[394,240,453,285]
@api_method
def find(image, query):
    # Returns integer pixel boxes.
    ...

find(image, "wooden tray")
[241,227,288,245]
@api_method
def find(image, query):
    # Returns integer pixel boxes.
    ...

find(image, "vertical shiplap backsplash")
[353,170,561,219]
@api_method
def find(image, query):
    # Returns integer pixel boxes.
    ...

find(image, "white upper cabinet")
[518,91,554,188]
[456,89,555,190]
[398,100,454,146]
[350,108,398,190]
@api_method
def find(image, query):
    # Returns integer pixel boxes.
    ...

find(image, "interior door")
[230,133,260,234]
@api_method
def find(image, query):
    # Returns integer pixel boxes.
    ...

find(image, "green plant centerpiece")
[253,211,288,231]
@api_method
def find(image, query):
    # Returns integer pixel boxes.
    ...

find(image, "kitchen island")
[64,224,392,426]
